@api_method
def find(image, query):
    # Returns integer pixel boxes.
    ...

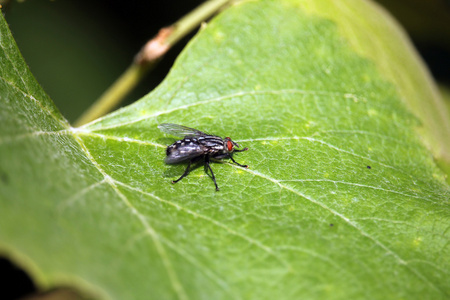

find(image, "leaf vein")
[279,179,437,204]
[73,129,166,148]
[58,178,107,211]
[0,75,68,129]
[240,136,402,171]
[0,129,71,146]
[82,89,359,131]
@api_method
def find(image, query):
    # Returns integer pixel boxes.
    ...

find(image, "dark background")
[1,0,449,299]
[3,0,207,123]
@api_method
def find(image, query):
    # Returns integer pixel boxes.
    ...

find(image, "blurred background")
[1,0,449,124]
[1,0,449,298]
[2,0,208,124]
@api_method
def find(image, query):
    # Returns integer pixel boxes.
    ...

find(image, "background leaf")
[1,0,449,299]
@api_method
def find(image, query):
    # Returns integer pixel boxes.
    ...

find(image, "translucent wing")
[158,123,207,138]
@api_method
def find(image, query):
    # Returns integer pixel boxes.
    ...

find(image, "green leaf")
[1,0,449,299]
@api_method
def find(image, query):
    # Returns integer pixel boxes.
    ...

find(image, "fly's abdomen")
[165,138,205,164]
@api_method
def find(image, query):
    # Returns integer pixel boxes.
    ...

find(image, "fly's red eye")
[227,140,233,151]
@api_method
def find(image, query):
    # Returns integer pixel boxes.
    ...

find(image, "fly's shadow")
[162,156,204,179]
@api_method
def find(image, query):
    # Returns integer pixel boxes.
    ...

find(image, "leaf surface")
[0,1,449,299]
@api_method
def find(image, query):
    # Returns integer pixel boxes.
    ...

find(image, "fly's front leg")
[234,147,248,153]
[229,155,248,168]
[173,160,192,184]
[205,156,219,191]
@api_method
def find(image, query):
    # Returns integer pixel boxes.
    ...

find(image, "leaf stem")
[74,0,233,127]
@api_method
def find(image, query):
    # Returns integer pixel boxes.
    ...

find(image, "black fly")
[158,123,248,191]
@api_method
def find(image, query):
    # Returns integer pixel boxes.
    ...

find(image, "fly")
[158,123,249,191]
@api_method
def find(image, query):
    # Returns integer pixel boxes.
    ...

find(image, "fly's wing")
[158,123,207,138]
[165,142,205,164]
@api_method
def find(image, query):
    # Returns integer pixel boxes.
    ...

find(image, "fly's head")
[223,137,248,154]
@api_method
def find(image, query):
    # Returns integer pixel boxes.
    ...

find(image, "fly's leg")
[205,156,219,191]
[234,147,248,153]
[172,160,192,184]
[229,155,248,168]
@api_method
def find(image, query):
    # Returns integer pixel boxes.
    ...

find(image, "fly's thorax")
[197,135,225,154]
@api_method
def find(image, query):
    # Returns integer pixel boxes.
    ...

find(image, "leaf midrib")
[80,89,364,131]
